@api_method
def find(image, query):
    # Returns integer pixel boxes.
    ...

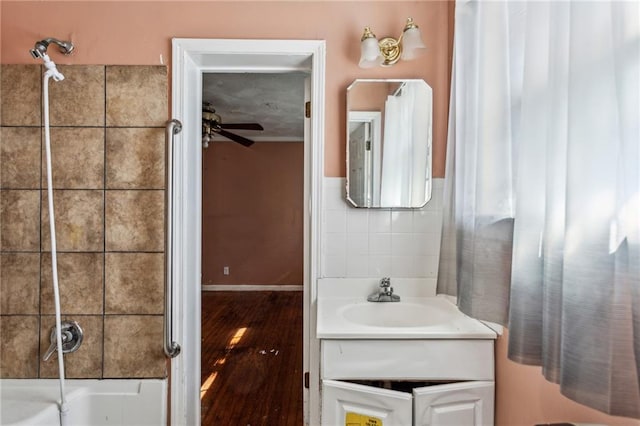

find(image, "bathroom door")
[413,381,494,426]
[321,380,412,426]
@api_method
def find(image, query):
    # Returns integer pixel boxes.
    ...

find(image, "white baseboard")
[201,285,303,291]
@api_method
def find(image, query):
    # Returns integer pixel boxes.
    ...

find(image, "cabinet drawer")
[321,339,494,381]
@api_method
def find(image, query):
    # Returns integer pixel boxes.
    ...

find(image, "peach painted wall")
[201,141,303,286]
[0,0,453,177]
[496,329,640,426]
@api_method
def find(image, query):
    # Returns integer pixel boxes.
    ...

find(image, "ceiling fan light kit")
[202,102,264,148]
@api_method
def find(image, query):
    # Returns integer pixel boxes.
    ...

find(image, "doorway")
[200,72,306,424]
[170,39,325,425]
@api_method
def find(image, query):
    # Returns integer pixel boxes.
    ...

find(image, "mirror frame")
[346,78,432,209]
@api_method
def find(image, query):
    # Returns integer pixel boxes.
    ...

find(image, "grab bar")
[164,119,182,358]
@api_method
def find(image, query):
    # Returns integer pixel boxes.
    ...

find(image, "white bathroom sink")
[341,302,451,328]
[316,278,497,339]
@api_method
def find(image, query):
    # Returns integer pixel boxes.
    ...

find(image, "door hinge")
[304,371,309,389]
[305,101,311,118]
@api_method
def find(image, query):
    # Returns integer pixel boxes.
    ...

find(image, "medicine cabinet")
[346,79,432,208]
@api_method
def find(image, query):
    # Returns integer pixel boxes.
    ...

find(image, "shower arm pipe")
[164,119,182,358]
[42,38,74,53]
[30,38,74,59]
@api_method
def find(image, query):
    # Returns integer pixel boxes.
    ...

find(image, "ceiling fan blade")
[218,123,264,131]
[213,128,255,147]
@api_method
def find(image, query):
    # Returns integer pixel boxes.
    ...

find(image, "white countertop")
[316,279,497,339]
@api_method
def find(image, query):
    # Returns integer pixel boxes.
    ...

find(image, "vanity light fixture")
[359,17,426,68]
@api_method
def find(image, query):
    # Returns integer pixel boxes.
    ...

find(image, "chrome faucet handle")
[43,340,59,362]
[379,277,391,288]
[43,321,84,362]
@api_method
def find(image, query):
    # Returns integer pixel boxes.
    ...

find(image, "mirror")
[346,79,432,208]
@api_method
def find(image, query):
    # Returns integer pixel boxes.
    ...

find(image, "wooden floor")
[201,291,304,426]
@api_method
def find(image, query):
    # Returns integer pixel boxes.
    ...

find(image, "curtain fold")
[380,82,431,207]
[439,0,640,418]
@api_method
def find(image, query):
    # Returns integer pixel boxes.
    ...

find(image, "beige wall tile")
[105,253,163,314]
[0,253,40,315]
[0,315,39,378]
[41,253,104,315]
[1,65,173,381]
[106,66,167,127]
[42,190,104,252]
[0,65,41,126]
[0,190,40,251]
[39,315,103,378]
[105,190,164,251]
[106,128,164,189]
[43,128,104,189]
[0,127,41,189]
[103,315,165,378]
[49,65,105,127]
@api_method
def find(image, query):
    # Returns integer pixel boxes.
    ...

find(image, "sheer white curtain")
[438,0,640,418]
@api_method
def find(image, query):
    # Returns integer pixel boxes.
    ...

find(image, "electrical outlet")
[223,266,229,275]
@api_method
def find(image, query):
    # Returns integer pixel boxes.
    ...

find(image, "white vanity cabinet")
[322,379,494,426]
[316,279,498,426]
[320,339,496,426]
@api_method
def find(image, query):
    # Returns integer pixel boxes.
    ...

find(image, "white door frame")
[170,38,325,426]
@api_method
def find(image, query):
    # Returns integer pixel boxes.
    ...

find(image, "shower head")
[29,38,74,59]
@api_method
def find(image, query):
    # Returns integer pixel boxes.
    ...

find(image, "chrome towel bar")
[164,119,182,358]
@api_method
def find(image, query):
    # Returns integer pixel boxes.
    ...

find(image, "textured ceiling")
[202,72,307,142]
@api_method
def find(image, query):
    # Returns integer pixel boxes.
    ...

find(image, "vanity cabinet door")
[321,380,412,426]
[413,381,494,426]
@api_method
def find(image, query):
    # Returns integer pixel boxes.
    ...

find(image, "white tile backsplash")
[368,210,392,233]
[346,255,369,277]
[391,211,413,233]
[391,255,417,277]
[391,233,415,256]
[322,177,444,279]
[414,210,443,234]
[413,233,440,256]
[368,256,392,276]
[346,233,369,256]
[323,255,346,277]
[369,233,391,256]
[324,233,347,257]
[323,209,347,233]
[420,255,440,278]
[346,208,369,233]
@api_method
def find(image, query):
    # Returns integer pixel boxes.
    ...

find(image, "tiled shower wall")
[0,65,167,379]
[322,177,444,278]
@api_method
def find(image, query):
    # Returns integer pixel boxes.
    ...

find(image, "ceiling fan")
[202,102,264,148]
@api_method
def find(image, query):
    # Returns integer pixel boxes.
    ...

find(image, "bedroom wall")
[201,141,303,286]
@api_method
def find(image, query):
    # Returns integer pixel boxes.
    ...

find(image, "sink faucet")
[367,277,400,302]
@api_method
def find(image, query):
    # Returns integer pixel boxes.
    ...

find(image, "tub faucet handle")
[43,339,58,362]
[43,320,84,362]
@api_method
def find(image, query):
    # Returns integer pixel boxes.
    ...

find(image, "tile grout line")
[102,65,107,379]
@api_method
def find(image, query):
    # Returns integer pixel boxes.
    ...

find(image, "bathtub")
[0,379,166,426]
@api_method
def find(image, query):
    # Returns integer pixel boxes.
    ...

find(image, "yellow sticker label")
[345,412,383,426]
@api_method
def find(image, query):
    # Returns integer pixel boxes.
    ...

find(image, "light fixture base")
[378,37,401,66]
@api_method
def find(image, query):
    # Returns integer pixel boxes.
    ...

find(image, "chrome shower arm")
[43,38,75,55]
[30,38,74,59]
